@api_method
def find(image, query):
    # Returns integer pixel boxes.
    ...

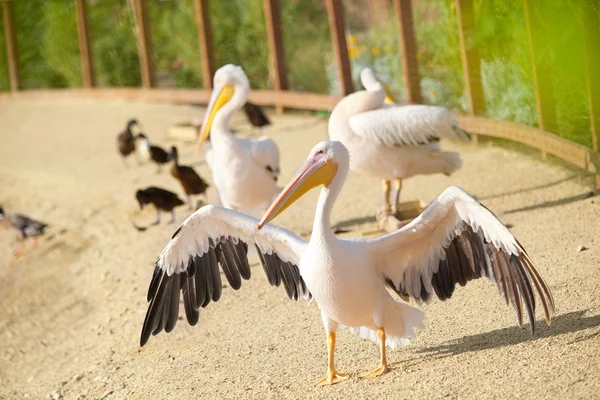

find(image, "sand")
[0,98,599,400]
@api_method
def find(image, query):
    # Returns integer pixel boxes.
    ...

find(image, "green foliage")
[149,0,202,88]
[12,0,77,89]
[209,0,269,89]
[88,0,141,87]
[0,10,9,91]
[282,0,332,94]
[42,0,82,87]
[0,0,598,148]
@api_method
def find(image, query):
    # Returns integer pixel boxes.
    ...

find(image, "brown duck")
[170,147,210,210]
[243,102,270,135]
[0,206,48,259]
[117,119,139,166]
[136,187,184,225]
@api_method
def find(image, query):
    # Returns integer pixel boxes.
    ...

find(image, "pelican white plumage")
[197,64,280,215]
[140,141,554,386]
[329,67,470,216]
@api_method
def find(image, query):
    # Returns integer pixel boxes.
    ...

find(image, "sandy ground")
[0,98,599,400]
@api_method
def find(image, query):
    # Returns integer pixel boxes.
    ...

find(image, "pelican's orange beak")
[195,83,235,156]
[257,152,337,230]
[381,81,398,104]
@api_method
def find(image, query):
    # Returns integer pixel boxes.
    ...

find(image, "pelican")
[329,67,470,218]
[140,141,554,386]
[196,64,280,215]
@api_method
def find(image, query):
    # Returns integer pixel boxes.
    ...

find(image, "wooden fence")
[1,0,599,188]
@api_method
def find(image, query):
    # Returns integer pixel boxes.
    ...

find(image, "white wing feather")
[369,186,554,328]
[159,205,305,276]
[349,105,470,147]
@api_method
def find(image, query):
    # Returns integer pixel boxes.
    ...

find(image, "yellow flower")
[371,46,381,56]
[429,89,437,98]
[348,47,358,60]
[347,35,357,45]
[383,44,394,54]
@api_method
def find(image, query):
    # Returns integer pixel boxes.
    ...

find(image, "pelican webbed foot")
[359,328,389,379]
[316,370,349,387]
[315,332,349,387]
[359,364,388,378]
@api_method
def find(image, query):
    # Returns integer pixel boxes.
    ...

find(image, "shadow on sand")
[504,192,595,214]
[475,174,581,201]
[414,310,600,357]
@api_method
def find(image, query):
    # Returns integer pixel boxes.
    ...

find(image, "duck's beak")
[195,83,235,156]
[257,153,337,230]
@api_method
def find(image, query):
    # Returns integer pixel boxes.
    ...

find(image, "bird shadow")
[413,310,599,358]
[504,191,595,214]
[475,174,580,201]
[331,215,377,232]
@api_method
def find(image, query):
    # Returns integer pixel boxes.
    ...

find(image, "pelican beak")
[381,81,398,104]
[257,153,338,230]
[195,83,235,156]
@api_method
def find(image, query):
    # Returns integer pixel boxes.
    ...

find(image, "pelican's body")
[329,68,470,213]
[197,65,280,215]
[141,141,554,386]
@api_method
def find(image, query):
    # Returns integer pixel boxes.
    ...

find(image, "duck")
[135,187,185,225]
[243,102,271,135]
[117,119,140,166]
[136,134,174,173]
[0,206,48,259]
[170,147,210,210]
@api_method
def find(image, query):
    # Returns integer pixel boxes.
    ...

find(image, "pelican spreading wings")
[196,64,280,215]
[140,141,554,386]
[329,67,470,216]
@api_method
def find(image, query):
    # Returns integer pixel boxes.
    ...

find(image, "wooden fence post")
[579,2,600,190]
[394,0,421,104]
[264,0,288,114]
[74,0,94,88]
[523,0,558,159]
[133,0,155,88]
[193,0,215,89]
[2,0,19,92]
[455,0,485,144]
[325,0,353,96]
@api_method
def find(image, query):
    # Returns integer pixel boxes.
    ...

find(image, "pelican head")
[257,141,348,229]
[196,64,250,155]
[360,67,398,104]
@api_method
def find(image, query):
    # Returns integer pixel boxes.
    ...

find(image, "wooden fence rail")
[1,0,599,189]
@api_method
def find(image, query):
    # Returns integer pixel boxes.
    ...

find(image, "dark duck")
[0,207,48,259]
[136,187,185,225]
[170,147,210,210]
[136,133,174,173]
[117,119,140,166]
[243,102,271,135]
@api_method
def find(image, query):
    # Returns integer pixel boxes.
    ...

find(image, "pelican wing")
[349,105,470,147]
[250,136,281,178]
[370,186,554,333]
[141,205,309,346]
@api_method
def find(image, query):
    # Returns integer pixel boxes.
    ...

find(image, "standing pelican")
[140,141,554,386]
[330,67,470,217]
[196,65,280,215]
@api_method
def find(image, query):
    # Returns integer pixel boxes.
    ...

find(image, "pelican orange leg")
[360,328,389,378]
[316,332,349,387]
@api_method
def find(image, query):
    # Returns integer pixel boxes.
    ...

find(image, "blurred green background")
[0,0,598,147]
